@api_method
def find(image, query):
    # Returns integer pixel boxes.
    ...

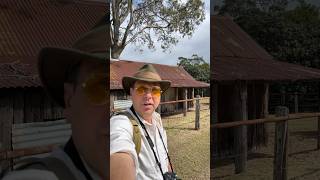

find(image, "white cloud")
[120,0,210,66]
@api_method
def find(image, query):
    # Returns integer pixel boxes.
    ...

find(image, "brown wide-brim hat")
[122,64,171,95]
[38,15,109,107]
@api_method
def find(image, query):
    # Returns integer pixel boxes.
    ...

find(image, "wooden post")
[192,88,195,108]
[263,83,269,117]
[211,83,219,165]
[274,106,289,180]
[176,88,179,111]
[183,88,187,116]
[294,92,299,113]
[318,116,320,150]
[281,90,286,106]
[0,91,14,171]
[234,81,248,174]
[195,95,200,130]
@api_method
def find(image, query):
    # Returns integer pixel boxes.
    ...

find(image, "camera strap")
[156,126,175,174]
[130,106,165,180]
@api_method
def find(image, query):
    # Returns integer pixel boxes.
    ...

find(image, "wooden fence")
[212,108,320,180]
[269,92,320,113]
[1,97,209,163]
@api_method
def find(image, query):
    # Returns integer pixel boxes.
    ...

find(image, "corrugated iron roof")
[0,0,107,88]
[211,15,320,81]
[111,60,209,90]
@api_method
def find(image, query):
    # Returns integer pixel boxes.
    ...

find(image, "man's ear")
[64,83,74,108]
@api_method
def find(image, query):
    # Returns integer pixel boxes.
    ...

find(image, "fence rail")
[212,108,320,180]
[1,97,210,162]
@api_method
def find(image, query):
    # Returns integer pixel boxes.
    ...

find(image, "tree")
[177,54,209,83]
[111,0,205,59]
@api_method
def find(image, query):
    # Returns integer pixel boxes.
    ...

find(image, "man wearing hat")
[110,64,175,179]
[2,17,108,180]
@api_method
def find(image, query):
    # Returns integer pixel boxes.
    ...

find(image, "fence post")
[274,106,289,180]
[294,92,299,113]
[183,88,187,116]
[195,95,200,130]
[234,81,247,174]
[318,116,320,150]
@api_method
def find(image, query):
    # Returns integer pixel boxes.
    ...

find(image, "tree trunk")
[111,46,124,59]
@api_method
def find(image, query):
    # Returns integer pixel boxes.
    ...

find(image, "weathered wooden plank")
[13,119,67,129]
[195,95,200,130]
[13,90,24,124]
[234,81,248,174]
[274,106,289,180]
[183,88,187,116]
[0,90,14,170]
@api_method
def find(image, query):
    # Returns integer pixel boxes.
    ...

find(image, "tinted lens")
[135,86,161,97]
[82,74,107,105]
[151,87,161,97]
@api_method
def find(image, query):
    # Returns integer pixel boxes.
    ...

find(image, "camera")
[163,172,181,180]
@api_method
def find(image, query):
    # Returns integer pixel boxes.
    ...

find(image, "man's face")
[64,61,107,178]
[130,81,161,121]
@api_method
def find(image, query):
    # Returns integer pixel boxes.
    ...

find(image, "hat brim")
[122,76,171,95]
[38,47,107,107]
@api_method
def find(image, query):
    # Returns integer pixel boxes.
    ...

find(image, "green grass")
[163,108,210,180]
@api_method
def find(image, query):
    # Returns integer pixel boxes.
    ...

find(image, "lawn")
[163,104,210,180]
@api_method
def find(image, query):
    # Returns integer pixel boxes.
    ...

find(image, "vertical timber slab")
[274,106,289,180]
[234,81,248,174]
[0,90,14,171]
[13,90,24,124]
[183,88,187,116]
[294,92,299,113]
[263,83,269,117]
[318,116,320,150]
[192,88,195,108]
[175,88,179,111]
[211,83,219,156]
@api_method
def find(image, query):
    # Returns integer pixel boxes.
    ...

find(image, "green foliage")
[219,0,320,68]
[111,0,205,58]
[177,54,210,83]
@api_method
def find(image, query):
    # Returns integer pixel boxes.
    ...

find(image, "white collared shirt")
[110,109,169,180]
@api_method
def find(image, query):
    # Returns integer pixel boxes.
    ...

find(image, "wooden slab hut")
[110,60,209,114]
[211,15,320,172]
[0,0,106,170]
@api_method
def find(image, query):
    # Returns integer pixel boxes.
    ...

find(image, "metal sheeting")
[0,0,106,88]
[111,60,209,90]
[12,119,71,149]
[211,15,320,82]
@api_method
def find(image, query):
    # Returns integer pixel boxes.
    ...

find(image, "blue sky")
[120,0,210,66]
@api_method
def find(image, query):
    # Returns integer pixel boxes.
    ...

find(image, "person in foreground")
[110,64,179,180]
[2,20,108,180]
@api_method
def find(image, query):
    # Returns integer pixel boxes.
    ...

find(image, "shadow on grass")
[289,168,320,180]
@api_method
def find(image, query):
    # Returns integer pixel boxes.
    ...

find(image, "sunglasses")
[134,86,163,97]
[81,73,107,105]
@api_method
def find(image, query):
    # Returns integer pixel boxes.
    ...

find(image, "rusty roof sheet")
[212,15,320,82]
[111,60,209,90]
[0,0,106,88]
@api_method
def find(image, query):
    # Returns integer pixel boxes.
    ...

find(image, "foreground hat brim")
[122,76,171,95]
[38,47,106,107]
